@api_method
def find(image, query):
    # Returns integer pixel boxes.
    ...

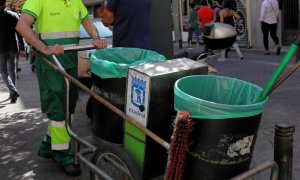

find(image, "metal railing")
[230,161,279,180]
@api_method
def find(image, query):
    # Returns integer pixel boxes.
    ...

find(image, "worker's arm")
[81,18,107,49]
[212,12,216,23]
[220,10,224,23]
[16,13,64,56]
[102,9,114,27]
[231,10,240,23]
[102,0,117,27]
[14,13,26,57]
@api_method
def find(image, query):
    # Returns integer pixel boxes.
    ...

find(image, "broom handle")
[268,59,300,95]
[256,33,300,102]
[32,50,170,150]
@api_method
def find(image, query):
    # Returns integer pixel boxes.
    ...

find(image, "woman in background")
[259,0,281,55]
[219,0,244,61]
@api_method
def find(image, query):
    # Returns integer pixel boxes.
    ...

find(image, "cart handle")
[64,44,96,52]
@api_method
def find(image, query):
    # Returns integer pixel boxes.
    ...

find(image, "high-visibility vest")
[22,0,89,69]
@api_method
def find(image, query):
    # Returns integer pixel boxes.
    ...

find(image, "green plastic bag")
[174,75,268,119]
[90,47,166,78]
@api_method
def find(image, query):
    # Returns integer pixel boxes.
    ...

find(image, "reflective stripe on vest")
[38,31,80,47]
[48,119,70,150]
[38,31,80,40]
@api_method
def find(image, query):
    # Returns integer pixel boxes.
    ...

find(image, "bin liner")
[90,47,166,79]
[174,75,268,179]
[174,75,268,119]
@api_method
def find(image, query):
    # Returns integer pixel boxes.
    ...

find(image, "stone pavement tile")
[293,127,300,179]
[250,129,274,179]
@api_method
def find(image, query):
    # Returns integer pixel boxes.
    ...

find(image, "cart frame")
[33,47,170,179]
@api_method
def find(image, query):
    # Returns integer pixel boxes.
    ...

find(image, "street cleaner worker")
[16,0,107,176]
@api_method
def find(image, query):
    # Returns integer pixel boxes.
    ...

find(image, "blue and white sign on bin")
[130,77,145,108]
[126,69,150,127]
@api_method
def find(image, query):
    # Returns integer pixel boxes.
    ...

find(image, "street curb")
[240,46,289,54]
[173,42,290,55]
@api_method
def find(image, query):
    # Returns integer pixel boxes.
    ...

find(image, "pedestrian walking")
[198,0,215,27]
[0,0,25,103]
[16,0,107,176]
[187,2,200,47]
[198,0,215,51]
[219,0,244,61]
[213,0,223,22]
[260,0,281,55]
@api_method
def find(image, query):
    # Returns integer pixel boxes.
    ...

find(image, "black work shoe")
[37,152,53,160]
[63,164,81,176]
[225,49,229,58]
[10,92,20,103]
[276,46,281,55]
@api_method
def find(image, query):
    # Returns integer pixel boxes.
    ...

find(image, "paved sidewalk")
[0,48,300,179]
[0,59,91,180]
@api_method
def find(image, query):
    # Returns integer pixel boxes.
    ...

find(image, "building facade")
[83,0,299,49]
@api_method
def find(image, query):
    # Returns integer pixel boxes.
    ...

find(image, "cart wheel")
[90,143,142,180]
[86,96,93,119]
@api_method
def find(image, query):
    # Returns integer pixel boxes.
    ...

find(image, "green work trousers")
[35,67,78,166]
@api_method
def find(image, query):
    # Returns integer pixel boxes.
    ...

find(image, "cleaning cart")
[33,46,209,179]
[32,31,300,179]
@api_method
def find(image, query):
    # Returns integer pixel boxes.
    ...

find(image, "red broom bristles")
[165,111,194,180]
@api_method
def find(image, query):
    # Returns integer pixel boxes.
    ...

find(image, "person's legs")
[7,53,20,103]
[261,22,270,54]
[35,68,80,176]
[187,27,193,45]
[232,43,244,59]
[16,55,21,72]
[269,23,281,55]
[218,49,226,61]
[7,53,17,85]
[0,53,18,96]
[194,26,200,45]
[269,24,280,45]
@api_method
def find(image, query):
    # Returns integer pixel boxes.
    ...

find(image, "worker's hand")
[19,50,26,57]
[101,9,114,27]
[92,39,107,49]
[42,44,64,56]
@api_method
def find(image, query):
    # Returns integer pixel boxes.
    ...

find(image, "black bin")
[90,48,166,144]
[92,75,126,144]
[174,75,268,179]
